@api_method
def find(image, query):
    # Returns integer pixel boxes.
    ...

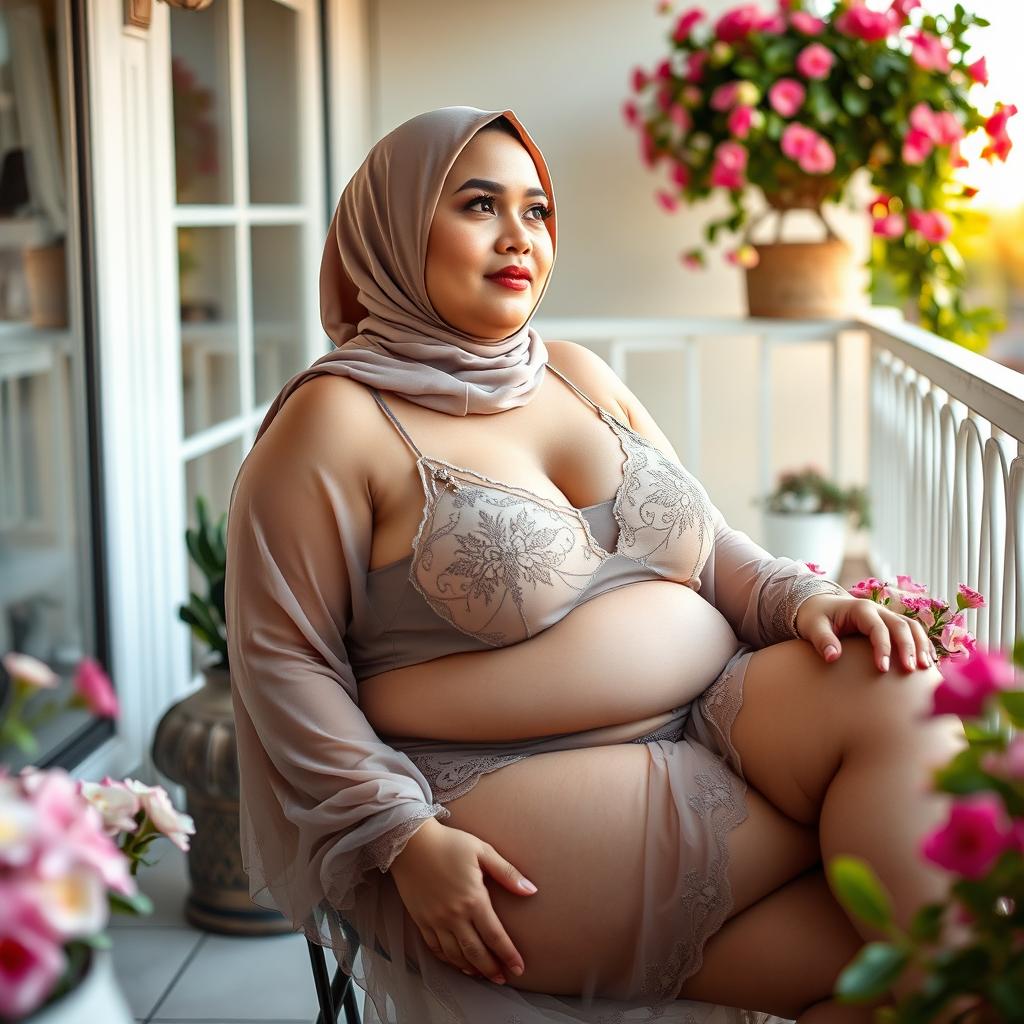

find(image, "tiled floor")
[109,843,366,1024]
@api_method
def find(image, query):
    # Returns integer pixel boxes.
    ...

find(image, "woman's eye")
[467,195,550,221]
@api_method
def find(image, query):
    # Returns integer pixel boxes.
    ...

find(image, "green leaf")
[79,931,114,950]
[0,717,38,755]
[841,84,868,118]
[834,943,911,1002]
[908,902,946,944]
[827,856,894,930]
[109,889,155,917]
[1000,691,1024,729]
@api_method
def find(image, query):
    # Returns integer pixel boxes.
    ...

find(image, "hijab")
[256,106,557,431]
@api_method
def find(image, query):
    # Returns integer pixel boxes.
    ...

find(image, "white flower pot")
[762,511,848,582]
[30,947,132,1024]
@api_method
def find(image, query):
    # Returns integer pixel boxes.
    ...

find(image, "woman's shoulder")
[545,339,631,424]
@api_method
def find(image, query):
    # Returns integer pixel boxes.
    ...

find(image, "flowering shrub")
[759,463,871,528]
[824,579,1024,1019]
[625,1,1017,349]
[0,653,195,1019]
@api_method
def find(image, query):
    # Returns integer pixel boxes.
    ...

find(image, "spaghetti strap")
[545,363,610,417]
[369,388,425,460]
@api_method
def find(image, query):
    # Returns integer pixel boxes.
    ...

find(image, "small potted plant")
[757,463,871,578]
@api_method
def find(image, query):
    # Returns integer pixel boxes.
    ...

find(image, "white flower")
[26,865,109,939]
[79,781,142,837]
[2,652,59,689]
[123,780,196,852]
[0,790,39,868]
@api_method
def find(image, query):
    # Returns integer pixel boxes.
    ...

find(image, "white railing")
[534,312,1024,654]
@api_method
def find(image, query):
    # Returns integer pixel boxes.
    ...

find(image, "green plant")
[179,495,228,671]
[757,463,872,529]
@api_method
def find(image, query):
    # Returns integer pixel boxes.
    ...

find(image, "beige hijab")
[256,106,557,429]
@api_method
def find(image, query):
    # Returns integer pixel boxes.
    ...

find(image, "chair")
[306,932,362,1024]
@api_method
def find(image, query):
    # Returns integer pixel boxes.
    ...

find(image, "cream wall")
[362,0,871,552]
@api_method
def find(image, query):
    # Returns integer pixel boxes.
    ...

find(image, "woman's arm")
[563,341,848,648]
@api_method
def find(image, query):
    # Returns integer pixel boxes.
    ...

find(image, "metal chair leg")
[307,933,363,1024]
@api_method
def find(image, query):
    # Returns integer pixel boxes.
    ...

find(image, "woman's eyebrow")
[455,177,549,200]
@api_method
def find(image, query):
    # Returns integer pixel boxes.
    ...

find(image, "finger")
[436,928,480,977]
[454,924,508,984]
[475,905,526,978]
[864,610,891,672]
[422,926,473,975]
[909,619,934,668]
[889,617,919,672]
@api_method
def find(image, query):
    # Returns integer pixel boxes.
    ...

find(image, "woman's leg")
[724,634,969,1005]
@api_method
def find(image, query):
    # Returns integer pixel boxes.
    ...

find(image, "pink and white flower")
[931,647,1014,719]
[849,576,890,599]
[123,780,196,853]
[836,2,896,42]
[902,128,933,165]
[872,213,905,238]
[921,793,1014,880]
[710,140,747,189]
[803,562,826,575]
[79,779,142,837]
[907,208,952,244]
[0,887,67,1021]
[789,11,824,35]
[2,653,59,691]
[957,584,986,610]
[72,657,119,719]
[908,30,951,73]
[780,122,835,174]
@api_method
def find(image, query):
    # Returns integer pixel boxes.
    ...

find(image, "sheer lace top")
[360,364,716,650]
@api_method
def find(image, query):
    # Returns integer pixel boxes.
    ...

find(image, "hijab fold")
[257,106,557,429]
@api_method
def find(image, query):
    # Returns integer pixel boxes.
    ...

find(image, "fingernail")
[881,655,890,672]
[462,969,474,976]
[824,644,838,661]
[518,878,538,893]
[511,964,524,976]
[493,975,506,985]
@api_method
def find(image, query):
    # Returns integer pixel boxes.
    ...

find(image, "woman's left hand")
[794,594,935,674]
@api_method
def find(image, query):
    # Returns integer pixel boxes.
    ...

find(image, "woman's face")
[426,128,554,342]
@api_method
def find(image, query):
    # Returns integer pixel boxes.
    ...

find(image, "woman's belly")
[359,580,742,743]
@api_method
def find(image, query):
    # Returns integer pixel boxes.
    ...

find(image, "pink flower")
[631,67,649,93]
[967,57,989,86]
[623,100,640,128]
[780,123,835,174]
[725,244,759,268]
[908,30,951,73]
[641,132,665,168]
[680,249,704,270]
[789,11,824,35]
[728,105,755,139]
[710,141,747,190]
[123,780,196,852]
[890,0,921,20]
[654,58,673,82]
[73,657,119,718]
[710,81,741,112]
[907,208,952,244]
[982,103,1018,163]
[2,652,59,690]
[796,43,835,80]
[931,647,1015,719]
[920,794,1014,880]
[940,618,976,664]
[714,4,768,42]
[656,83,675,112]
[982,736,1024,781]
[656,189,679,213]
[669,102,692,133]
[957,583,985,610]
[685,51,707,84]
[804,562,826,575]
[872,213,905,238]
[836,2,896,42]
[898,595,935,629]
[669,160,691,188]
[902,128,933,165]
[0,886,67,1020]
[909,103,963,146]
[768,78,805,118]
[673,7,705,42]
[896,574,929,594]
[849,576,890,599]
[79,779,142,836]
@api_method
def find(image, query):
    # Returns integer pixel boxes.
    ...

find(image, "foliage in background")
[178,495,228,672]
[625,1,1018,350]
[758,463,872,529]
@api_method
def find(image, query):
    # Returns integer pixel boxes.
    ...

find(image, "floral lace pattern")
[762,573,849,646]
[363,803,451,876]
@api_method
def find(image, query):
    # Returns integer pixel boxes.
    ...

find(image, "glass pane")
[252,224,305,405]
[179,226,239,435]
[244,0,300,204]
[184,438,243,678]
[0,0,102,769]
[170,2,233,205]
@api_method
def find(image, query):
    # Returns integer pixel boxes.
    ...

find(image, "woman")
[224,107,967,1024]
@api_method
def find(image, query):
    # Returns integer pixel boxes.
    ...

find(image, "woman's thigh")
[433,739,818,997]
[728,635,964,827]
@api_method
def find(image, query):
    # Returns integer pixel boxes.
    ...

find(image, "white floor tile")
[109,926,203,1019]
[152,932,320,1021]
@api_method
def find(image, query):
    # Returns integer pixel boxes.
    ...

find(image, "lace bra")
[367,363,716,647]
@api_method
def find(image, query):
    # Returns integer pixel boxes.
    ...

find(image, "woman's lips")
[486,275,530,291]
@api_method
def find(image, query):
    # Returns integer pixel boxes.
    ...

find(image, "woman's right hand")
[388,818,538,985]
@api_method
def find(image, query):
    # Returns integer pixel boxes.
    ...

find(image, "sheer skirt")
[261,644,795,1024]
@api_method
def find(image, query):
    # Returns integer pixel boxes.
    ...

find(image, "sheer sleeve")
[695,496,849,649]
[224,384,450,931]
